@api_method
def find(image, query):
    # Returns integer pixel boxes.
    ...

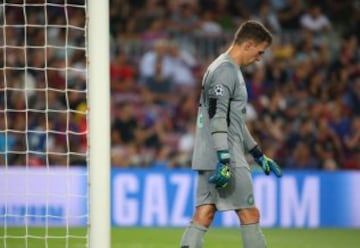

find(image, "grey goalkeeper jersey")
[192,53,257,170]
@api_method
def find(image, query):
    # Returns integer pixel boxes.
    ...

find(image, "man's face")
[243,41,269,65]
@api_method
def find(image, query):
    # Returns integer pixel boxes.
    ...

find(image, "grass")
[1,227,359,248]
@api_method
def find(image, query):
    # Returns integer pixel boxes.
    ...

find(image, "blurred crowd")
[0,1,88,166]
[0,0,359,170]
[109,0,360,170]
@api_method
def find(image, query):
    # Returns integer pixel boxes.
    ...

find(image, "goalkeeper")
[179,20,282,248]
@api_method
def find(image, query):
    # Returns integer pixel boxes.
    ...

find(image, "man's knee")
[236,207,260,224]
[193,204,216,228]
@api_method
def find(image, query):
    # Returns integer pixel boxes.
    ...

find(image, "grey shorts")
[195,167,255,211]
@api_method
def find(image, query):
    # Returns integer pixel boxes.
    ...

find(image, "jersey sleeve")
[243,123,257,151]
[207,63,237,152]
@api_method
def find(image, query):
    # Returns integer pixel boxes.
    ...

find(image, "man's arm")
[243,124,257,152]
[207,64,236,152]
[244,123,283,177]
[207,63,236,188]
[249,145,283,177]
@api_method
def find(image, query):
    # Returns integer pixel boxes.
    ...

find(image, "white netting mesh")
[0,1,88,247]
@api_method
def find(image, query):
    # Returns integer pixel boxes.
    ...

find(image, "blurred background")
[1,0,359,170]
[107,0,360,171]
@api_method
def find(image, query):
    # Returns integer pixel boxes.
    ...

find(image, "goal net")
[0,1,91,247]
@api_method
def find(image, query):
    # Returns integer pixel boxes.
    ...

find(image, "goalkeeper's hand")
[208,150,232,188]
[250,146,283,177]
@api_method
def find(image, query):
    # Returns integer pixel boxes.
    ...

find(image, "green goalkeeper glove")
[208,150,232,188]
[250,146,283,177]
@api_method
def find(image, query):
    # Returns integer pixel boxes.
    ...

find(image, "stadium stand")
[1,0,359,170]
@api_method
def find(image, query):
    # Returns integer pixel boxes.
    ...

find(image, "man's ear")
[243,40,254,51]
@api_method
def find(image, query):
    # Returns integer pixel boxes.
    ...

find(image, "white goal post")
[88,0,111,247]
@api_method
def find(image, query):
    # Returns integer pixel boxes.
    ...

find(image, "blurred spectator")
[111,102,140,167]
[173,93,198,132]
[0,114,17,165]
[314,117,343,168]
[197,10,223,36]
[169,124,194,168]
[211,0,246,31]
[109,0,132,35]
[28,115,54,162]
[344,78,360,116]
[328,101,351,140]
[343,116,360,166]
[135,106,175,167]
[286,117,316,151]
[343,148,360,170]
[141,0,167,24]
[247,65,271,102]
[110,51,136,83]
[284,141,320,170]
[277,0,303,31]
[299,4,331,46]
[322,158,339,171]
[168,2,201,52]
[167,40,198,92]
[139,39,175,105]
[141,18,169,47]
[253,0,282,34]
[300,4,331,33]
[168,2,201,35]
[343,110,360,169]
